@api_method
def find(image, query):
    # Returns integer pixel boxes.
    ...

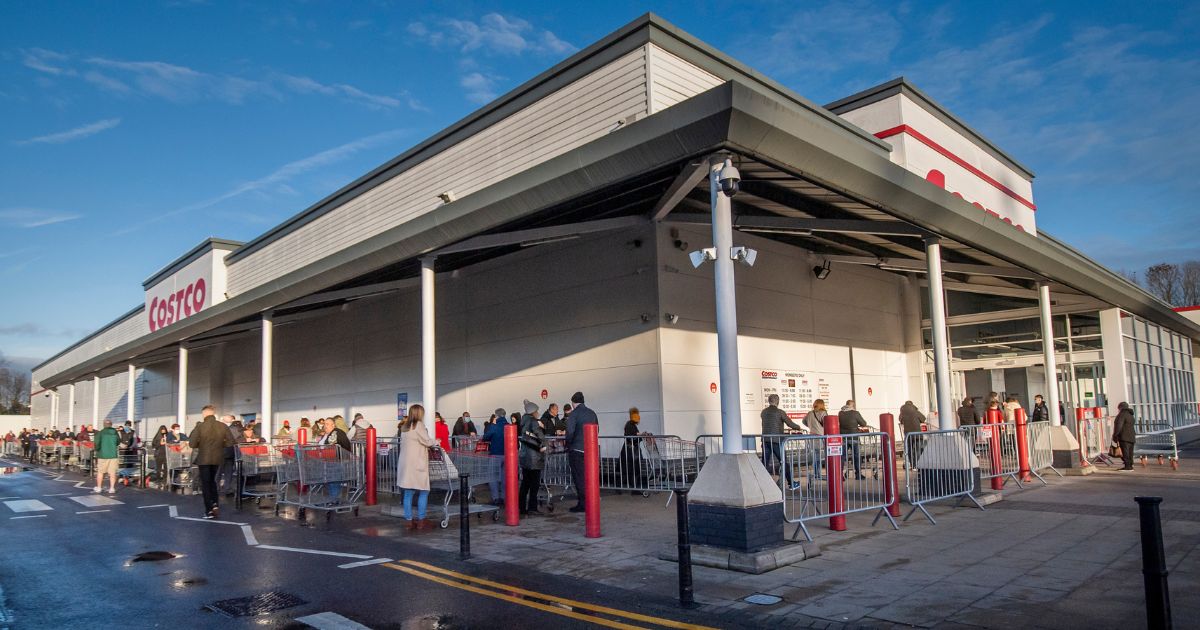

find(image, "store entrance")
[1058,362,1107,415]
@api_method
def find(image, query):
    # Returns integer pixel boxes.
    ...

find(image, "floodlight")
[689,248,716,268]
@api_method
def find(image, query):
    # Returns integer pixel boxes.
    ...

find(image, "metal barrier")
[903,429,984,524]
[1135,428,1180,469]
[351,437,401,497]
[695,434,768,462]
[961,423,1023,491]
[1077,416,1118,468]
[1025,421,1063,481]
[781,433,899,541]
[596,435,704,505]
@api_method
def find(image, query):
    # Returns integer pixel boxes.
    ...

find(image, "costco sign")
[144,246,229,332]
[148,278,207,332]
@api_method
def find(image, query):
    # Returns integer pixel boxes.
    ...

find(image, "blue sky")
[2,1,1199,363]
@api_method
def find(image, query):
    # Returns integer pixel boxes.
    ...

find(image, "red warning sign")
[709,382,718,394]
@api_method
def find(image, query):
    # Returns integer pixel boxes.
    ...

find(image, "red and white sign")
[144,246,229,332]
[826,436,844,456]
[709,382,718,394]
[540,389,548,400]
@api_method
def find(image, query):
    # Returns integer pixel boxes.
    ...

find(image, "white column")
[421,256,437,434]
[261,313,274,438]
[711,159,743,454]
[177,345,189,431]
[68,383,76,429]
[127,364,136,427]
[925,238,955,427]
[50,391,58,429]
[1039,283,1063,426]
[92,375,101,427]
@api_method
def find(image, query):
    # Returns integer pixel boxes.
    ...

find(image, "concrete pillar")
[68,383,75,429]
[177,345,189,431]
[261,313,274,438]
[421,256,437,434]
[925,238,955,426]
[711,159,743,455]
[50,390,58,429]
[1038,284,1063,427]
[92,375,100,427]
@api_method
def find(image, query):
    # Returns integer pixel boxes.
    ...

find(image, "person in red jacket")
[434,413,450,451]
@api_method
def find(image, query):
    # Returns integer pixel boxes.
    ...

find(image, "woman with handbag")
[398,404,438,530]
[518,400,548,516]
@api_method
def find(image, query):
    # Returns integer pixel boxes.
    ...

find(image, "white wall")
[656,224,917,439]
[0,415,31,434]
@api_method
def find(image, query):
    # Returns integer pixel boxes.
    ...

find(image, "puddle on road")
[401,614,462,630]
[129,551,180,564]
[0,467,32,476]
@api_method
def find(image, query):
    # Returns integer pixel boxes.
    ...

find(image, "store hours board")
[760,370,831,420]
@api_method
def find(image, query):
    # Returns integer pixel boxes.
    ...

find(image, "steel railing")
[903,429,984,524]
[961,423,1024,490]
[781,433,899,541]
[1025,421,1063,482]
[596,435,704,505]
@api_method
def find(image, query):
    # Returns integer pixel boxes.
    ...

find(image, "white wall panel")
[648,44,722,113]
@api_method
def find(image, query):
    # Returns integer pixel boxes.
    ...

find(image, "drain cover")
[206,592,307,617]
[744,593,782,606]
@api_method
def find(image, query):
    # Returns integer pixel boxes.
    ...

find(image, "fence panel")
[961,423,1023,490]
[596,435,703,505]
[781,433,899,541]
[903,429,984,524]
[1025,421,1063,480]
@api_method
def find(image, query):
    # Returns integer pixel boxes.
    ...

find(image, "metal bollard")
[986,409,1004,491]
[823,415,845,531]
[584,423,602,538]
[1092,407,1103,420]
[505,423,519,526]
[1015,408,1032,483]
[879,413,900,518]
[1136,496,1172,630]
[297,427,308,445]
[673,488,696,608]
[365,427,377,506]
[459,473,471,560]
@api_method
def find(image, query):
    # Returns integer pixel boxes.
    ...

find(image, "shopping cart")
[165,444,196,493]
[539,437,572,511]
[425,446,499,527]
[116,446,146,487]
[235,443,279,507]
[293,444,364,522]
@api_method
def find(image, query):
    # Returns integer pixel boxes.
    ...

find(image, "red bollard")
[879,413,900,518]
[1015,408,1031,483]
[297,427,308,445]
[1092,407,1103,419]
[823,414,846,531]
[584,423,602,538]
[365,427,377,506]
[505,423,519,526]
[986,409,1004,491]
[1075,407,1087,422]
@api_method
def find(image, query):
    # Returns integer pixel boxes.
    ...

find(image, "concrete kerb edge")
[657,540,820,575]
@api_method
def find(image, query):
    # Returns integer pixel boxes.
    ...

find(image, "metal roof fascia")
[723,82,1200,340]
[33,84,738,388]
[32,304,146,374]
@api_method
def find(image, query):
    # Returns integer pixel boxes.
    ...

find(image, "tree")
[0,353,31,415]
[1181,261,1200,307]
[1118,269,1139,285]
[1145,262,1182,306]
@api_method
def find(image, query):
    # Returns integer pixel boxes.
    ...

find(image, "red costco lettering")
[148,277,209,332]
[183,284,194,317]
[193,278,206,313]
[149,297,159,332]
[926,169,1026,233]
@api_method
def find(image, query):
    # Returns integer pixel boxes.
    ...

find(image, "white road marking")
[337,558,393,570]
[169,505,178,518]
[68,495,123,508]
[241,525,259,546]
[4,499,53,513]
[295,612,372,630]
[0,497,18,500]
[138,504,170,509]
[256,545,372,559]
[76,510,110,514]
[10,515,47,520]
[174,516,248,525]
[43,492,72,497]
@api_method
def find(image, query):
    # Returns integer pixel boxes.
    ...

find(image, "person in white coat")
[397,404,438,531]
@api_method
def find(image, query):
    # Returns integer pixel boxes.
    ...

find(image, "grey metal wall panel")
[648,44,722,113]
[226,48,650,297]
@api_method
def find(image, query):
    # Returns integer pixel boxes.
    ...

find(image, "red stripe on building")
[875,125,1037,212]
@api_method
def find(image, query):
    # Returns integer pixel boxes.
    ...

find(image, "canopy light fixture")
[689,248,717,269]
[813,260,832,280]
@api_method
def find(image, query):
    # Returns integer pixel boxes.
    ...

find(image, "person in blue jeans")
[481,408,510,505]
[398,404,437,530]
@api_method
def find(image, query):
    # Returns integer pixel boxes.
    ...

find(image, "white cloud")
[408,13,577,57]
[21,48,72,76]
[733,1,903,78]
[277,73,419,110]
[460,72,501,104]
[85,57,273,104]
[0,208,83,228]
[113,128,410,234]
[13,118,121,145]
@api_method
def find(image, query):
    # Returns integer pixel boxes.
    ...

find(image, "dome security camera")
[718,158,740,197]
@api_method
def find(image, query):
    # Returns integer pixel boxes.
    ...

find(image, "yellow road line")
[392,559,717,630]
[384,563,647,629]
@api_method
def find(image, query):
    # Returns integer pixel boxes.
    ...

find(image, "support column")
[177,345,189,431]
[50,390,58,429]
[127,364,136,427]
[685,157,784,567]
[68,383,75,430]
[925,238,955,427]
[261,313,274,438]
[1040,283,1086,472]
[421,256,437,434]
[92,375,101,427]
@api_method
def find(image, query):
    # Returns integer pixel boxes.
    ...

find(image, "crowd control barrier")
[780,432,899,542]
[903,429,985,524]
[1078,416,1118,468]
[596,434,703,505]
[352,437,401,497]
[960,423,1023,491]
[1025,421,1063,481]
[1134,428,1180,469]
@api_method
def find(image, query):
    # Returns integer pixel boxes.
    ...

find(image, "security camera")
[665,313,680,324]
[718,158,740,197]
[437,191,457,204]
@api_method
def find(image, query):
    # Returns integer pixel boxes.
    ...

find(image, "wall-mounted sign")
[397,392,408,421]
[144,242,232,332]
[760,370,831,420]
[540,389,548,400]
[709,382,718,394]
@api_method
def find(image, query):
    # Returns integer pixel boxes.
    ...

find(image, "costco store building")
[30,15,1200,451]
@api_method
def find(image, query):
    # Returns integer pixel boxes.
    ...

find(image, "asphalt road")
[0,458,721,630]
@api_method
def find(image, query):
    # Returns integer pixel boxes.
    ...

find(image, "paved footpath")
[3,446,1197,629]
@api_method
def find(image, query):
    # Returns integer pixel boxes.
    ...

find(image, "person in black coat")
[539,403,560,436]
[452,413,477,437]
[618,407,645,489]
[838,400,868,480]
[565,392,598,513]
[1030,395,1049,423]
[1112,402,1136,471]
